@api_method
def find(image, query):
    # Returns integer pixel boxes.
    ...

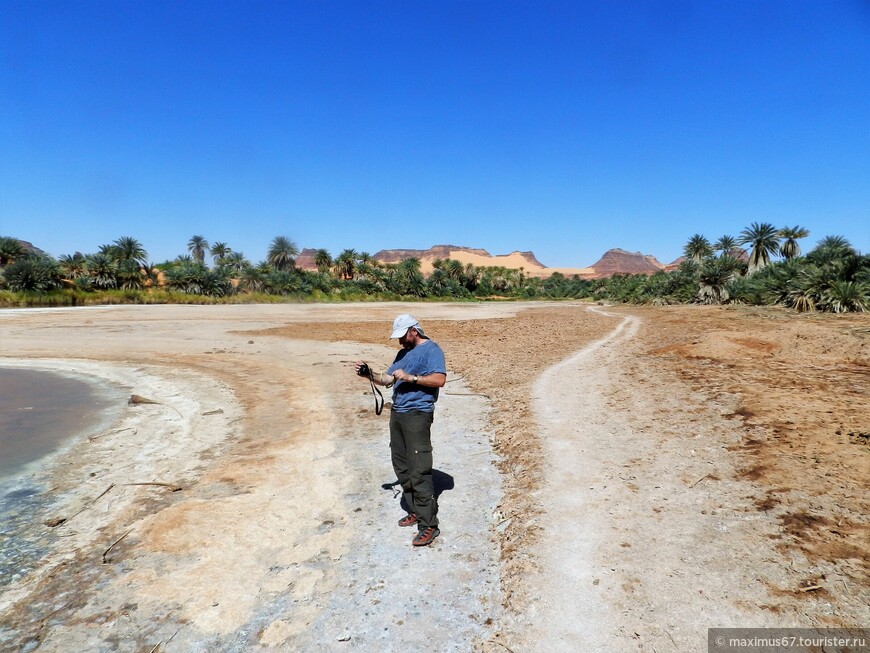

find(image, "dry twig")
[122,482,183,492]
[488,640,518,653]
[89,426,134,442]
[446,391,492,399]
[44,483,116,528]
[102,529,133,564]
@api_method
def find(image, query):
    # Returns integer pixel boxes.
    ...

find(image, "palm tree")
[314,248,333,274]
[113,237,148,266]
[460,263,478,292]
[786,265,826,312]
[58,253,87,279]
[166,261,208,295]
[116,260,145,290]
[426,268,449,295]
[714,235,738,257]
[98,243,118,259]
[778,226,809,261]
[354,260,373,281]
[210,241,232,265]
[823,280,868,313]
[396,257,425,296]
[267,236,299,271]
[807,235,855,266]
[2,256,61,292]
[0,237,27,266]
[697,258,735,304]
[444,258,465,282]
[739,222,780,274]
[223,251,248,274]
[238,266,264,293]
[683,234,713,262]
[187,235,209,264]
[335,249,357,280]
[85,253,119,289]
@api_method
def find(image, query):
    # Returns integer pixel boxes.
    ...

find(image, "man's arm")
[391,370,446,388]
[353,361,396,386]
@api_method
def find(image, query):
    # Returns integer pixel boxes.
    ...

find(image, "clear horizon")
[1,1,868,268]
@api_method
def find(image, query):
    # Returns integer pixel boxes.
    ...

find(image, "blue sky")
[1,1,868,267]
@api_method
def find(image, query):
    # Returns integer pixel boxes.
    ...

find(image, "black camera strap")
[366,371,385,415]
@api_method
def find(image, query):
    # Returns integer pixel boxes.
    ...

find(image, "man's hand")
[356,361,397,386]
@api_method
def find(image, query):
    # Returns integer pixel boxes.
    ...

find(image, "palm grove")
[0,223,866,312]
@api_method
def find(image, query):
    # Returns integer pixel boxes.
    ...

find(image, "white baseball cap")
[390,314,427,339]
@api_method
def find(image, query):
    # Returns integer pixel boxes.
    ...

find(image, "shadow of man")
[383,468,455,511]
[432,469,455,498]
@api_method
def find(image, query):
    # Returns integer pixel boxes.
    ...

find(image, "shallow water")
[0,367,123,589]
[0,367,118,480]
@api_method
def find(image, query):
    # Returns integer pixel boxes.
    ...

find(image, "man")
[355,314,447,547]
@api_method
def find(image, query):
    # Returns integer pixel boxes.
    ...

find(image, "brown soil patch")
[620,304,870,583]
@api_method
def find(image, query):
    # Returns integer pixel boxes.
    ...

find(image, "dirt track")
[501,305,869,651]
[0,302,867,651]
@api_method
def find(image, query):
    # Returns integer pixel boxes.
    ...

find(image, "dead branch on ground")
[122,482,183,492]
[44,483,116,528]
[102,529,132,564]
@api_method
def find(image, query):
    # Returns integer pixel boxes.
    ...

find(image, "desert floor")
[0,302,867,652]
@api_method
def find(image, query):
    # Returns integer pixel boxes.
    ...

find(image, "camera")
[357,363,371,377]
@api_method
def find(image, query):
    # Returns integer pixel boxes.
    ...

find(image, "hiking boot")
[397,513,417,527]
[412,527,440,547]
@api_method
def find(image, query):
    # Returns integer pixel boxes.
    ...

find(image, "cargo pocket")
[413,445,433,476]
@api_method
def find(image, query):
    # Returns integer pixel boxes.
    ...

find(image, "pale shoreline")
[0,357,239,485]
[0,356,242,617]
[0,302,507,650]
[0,359,129,484]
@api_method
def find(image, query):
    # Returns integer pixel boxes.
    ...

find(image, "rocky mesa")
[584,248,665,277]
[297,244,675,279]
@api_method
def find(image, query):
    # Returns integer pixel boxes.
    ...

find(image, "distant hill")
[297,245,550,276]
[664,256,686,272]
[297,244,682,279]
[584,248,665,278]
[295,249,325,270]
[16,239,46,257]
[373,245,547,275]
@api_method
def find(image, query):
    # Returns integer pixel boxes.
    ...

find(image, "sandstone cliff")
[372,245,547,271]
[585,248,665,278]
[294,248,320,270]
[295,244,676,279]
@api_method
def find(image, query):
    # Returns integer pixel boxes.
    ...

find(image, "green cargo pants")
[389,409,438,530]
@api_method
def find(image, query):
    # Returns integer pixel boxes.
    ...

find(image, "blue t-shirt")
[387,340,447,413]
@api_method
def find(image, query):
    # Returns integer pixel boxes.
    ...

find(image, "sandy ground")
[501,305,869,652]
[0,301,867,652]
